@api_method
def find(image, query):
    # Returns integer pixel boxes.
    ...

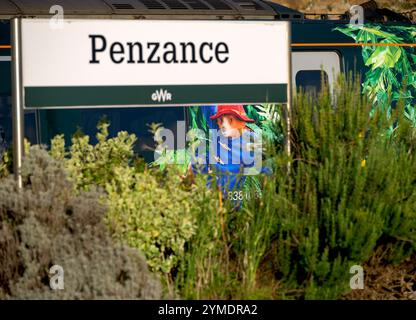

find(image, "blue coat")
[192,129,267,193]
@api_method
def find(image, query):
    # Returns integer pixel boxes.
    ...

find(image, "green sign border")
[24,84,287,108]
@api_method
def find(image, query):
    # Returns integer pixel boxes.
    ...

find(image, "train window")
[295,70,329,95]
[0,95,11,153]
[0,58,11,151]
[0,97,38,151]
[39,106,185,162]
[292,51,341,94]
[0,57,37,154]
[24,111,38,145]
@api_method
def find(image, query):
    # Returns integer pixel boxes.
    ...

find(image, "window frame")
[292,51,342,94]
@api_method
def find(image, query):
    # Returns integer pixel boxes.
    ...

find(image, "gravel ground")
[270,0,415,15]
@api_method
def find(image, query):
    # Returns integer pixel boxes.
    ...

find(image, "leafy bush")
[0,147,161,299]
[0,148,11,178]
[105,165,199,274]
[50,122,137,191]
[50,123,219,294]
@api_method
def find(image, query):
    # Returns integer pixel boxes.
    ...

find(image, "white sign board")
[20,19,290,108]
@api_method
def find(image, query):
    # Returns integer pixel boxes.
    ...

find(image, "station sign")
[20,19,290,109]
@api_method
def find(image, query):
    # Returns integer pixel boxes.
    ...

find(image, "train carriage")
[0,0,414,160]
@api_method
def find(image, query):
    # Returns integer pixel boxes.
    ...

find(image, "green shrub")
[0,148,11,178]
[50,123,219,296]
[270,76,416,299]
[51,122,137,191]
[174,177,280,299]
[105,166,197,274]
[0,147,161,299]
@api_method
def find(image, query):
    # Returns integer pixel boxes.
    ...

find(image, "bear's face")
[216,114,247,138]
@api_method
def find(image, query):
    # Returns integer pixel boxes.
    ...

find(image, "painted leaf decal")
[366,47,401,70]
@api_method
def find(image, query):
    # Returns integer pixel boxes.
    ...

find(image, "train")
[0,0,414,161]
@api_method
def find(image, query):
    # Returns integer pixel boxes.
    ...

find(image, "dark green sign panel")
[24,84,287,109]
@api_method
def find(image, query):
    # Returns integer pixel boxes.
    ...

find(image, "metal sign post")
[11,17,24,189]
[285,22,293,173]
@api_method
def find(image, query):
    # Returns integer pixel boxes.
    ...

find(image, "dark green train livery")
[0,0,414,160]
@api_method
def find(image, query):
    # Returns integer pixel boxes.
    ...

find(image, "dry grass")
[342,249,416,300]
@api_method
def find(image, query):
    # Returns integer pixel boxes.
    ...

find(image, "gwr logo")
[151,89,172,102]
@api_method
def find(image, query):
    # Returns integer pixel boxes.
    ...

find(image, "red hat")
[210,105,255,123]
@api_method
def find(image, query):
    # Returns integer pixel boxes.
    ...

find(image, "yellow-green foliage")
[0,149,11,178]
[51,122,136,190]
[50,122,218,277]
[105,166,197,274]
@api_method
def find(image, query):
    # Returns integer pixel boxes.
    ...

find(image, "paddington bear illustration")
[190,104,265,200]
